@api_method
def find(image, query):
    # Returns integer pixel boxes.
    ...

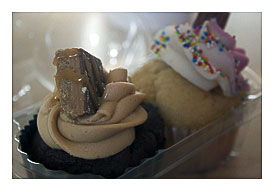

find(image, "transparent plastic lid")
[12,13,197,112]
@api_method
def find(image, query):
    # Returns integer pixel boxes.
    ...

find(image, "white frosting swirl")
[151,19,249,96]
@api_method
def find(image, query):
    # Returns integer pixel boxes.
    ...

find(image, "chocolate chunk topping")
[54,48,106,119]
[193,12,230,29]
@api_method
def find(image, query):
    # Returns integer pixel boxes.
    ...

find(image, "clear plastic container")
[12,66,261,178]
[12,13,261,178]
[12,13,197,112]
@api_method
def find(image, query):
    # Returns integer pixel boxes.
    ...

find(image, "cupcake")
[18,48,165,178]
[131,19,250,171]
[132,18,249,135]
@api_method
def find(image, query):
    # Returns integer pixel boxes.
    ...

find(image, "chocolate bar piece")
[54,48,105,119]
[193,12,230,29]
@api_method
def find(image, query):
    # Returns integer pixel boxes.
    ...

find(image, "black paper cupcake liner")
[19,103,165,179]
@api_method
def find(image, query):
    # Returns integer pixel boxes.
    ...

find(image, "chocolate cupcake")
[18,48,165,178]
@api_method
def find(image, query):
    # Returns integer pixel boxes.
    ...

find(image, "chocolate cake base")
[19,103,165,179]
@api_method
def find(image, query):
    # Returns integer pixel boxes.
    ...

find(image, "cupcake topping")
[151,18,249,96]
[37,48,147,159]
[54,48,106,119]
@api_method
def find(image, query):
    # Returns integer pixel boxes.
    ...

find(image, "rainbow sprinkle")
[151,22,249,96]
[151,23,228,78]
[173,24,226,77]
[151,31,170,56]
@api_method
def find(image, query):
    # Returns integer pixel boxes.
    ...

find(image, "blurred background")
[12,12,261,178]
[12,12,261,112]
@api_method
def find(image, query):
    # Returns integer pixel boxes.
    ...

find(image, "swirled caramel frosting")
[37,48,147,159]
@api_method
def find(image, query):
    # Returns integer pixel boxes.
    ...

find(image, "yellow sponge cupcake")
[131,18,249,140]
[132,59,241,133]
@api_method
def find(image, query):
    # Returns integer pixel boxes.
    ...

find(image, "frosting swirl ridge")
[37,68,147,159]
